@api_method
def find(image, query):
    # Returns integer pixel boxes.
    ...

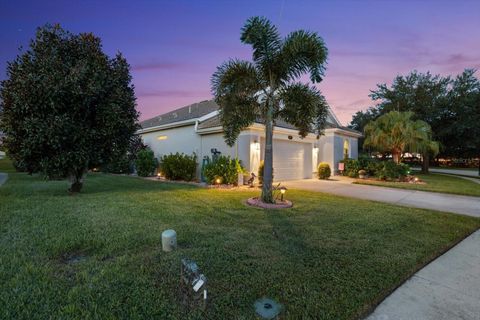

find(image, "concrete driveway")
[284,178,480,217]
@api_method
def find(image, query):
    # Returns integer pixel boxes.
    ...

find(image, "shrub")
[374,161,410,181]
[102,156,132,174]
[160,153,197,181]
[317,162,331,179]
[135,148,157,177]
[258,160,274,185]
[341,158,362,177]
[203,155,243,185]
[258,161,264,184]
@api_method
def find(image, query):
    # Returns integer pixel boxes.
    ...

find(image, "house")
[138,100,361,181]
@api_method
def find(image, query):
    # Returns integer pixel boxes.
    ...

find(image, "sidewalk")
[366,229,480,320]
[284,178,480,217]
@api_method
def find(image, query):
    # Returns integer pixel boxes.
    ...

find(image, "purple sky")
[1,0,479,125]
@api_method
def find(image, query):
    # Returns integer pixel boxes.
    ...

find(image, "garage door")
[272,139,310,181]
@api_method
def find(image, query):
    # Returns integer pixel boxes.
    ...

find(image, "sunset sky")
[1,0,479,125]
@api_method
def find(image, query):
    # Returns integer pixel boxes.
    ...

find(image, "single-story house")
[138,100,361,181]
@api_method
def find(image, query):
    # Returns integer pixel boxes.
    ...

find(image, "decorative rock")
[162,229,177,252]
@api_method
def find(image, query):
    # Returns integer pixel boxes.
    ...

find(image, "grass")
[354,173,480,197]
[1,158,479,319]
[431,166,478,171]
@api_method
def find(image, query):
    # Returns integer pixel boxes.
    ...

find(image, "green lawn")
[432,166,478,171]
[354,173,480,197]
[1,158,479,319]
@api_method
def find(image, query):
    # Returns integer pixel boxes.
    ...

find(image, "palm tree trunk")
[421,152,430,174]
[261,102,274,203]
[392,151,401,164]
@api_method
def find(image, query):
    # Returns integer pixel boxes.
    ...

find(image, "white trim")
[325,128,362,138]
[198,110,219,122]
[327,106,342,127]
[138,110,220,135]
[137,119,198,134]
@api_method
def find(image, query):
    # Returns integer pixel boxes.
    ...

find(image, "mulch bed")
[246,197,293,209]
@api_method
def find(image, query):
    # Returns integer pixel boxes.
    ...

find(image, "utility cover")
[254,298,282,319]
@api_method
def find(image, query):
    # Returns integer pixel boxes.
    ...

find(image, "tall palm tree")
[364,111,439,164]
[211,17,329,203]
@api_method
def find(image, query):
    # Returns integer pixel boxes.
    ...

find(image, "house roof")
[140,100,218,129]
[197,114,340,131]
[140,99,361,135]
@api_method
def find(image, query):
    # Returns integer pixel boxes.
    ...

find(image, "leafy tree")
[369,71,449,172]
[443,69,480,173]
[348,106,380,150]
[0,25,139,192]
[211,17,329,203]
[103,135,146,174]
[364,111,439,164]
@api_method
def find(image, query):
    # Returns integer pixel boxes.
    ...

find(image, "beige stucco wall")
[141,125,200,158]
[140,124,358,180]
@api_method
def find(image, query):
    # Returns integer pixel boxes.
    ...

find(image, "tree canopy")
[364,111,439,164]
[211,17,329,203]
[0,24,139,192]
[350,69,479,172]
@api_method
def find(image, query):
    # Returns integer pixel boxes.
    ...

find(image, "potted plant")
[358,169,366,179]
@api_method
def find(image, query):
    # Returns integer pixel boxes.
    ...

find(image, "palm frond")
[240,16,281,71]
[211,59,262,146]
[278,83,328,137]
[279,30,328,83]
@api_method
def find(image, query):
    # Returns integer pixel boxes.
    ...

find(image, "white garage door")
[272,139,310,181]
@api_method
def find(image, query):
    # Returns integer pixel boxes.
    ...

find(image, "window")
[343,139,350,159]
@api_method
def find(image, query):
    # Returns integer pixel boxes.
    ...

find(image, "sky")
[1,0,479,125]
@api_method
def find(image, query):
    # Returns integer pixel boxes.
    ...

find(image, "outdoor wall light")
[253,140,260,150]
[279,186,287,201]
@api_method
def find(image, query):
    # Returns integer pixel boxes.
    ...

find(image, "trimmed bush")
[317,162,331,179]
[374,161,410,181]
[159,153,197,181]
[203,155,243,185]
[135,148,157,177]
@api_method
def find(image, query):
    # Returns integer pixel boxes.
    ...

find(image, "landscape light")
[414,177,419,183]
[279,186,287,201]
[215,178,221,184]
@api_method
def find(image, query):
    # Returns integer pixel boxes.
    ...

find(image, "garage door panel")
[272,139,310,181]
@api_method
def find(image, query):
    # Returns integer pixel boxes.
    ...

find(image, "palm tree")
[211,17,329,203]
[364,111,439,164]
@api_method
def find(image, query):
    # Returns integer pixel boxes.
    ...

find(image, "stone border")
[246,197,293,209]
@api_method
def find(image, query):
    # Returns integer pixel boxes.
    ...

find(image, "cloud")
[430,53,480,68]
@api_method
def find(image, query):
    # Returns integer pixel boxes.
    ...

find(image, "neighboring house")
[138,100,361,181]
